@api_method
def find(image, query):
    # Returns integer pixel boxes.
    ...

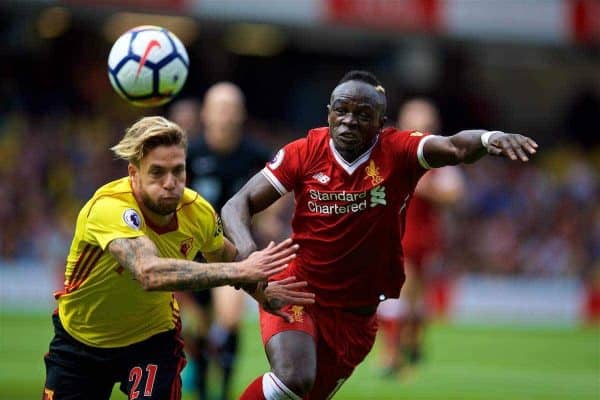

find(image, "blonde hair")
[111,116,187,165]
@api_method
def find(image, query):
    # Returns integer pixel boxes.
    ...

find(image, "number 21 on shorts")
[128,364,158,399]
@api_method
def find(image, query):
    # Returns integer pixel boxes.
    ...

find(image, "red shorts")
[260,303,378,399]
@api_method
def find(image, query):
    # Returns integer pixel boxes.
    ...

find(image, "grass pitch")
[1,312,597,399]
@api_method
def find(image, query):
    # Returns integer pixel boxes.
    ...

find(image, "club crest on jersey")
[122,208,142,230]
[43,388,54,400]
[290,305,304,323]
[269,149,285,169]
[312,172,330,184]
[410,131,424,136]
[364,160,383,185]
[180,237,193,257]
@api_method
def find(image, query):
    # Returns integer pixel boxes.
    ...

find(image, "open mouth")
[337,134,358,144]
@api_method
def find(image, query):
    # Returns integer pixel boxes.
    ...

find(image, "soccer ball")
[108,25,189,107]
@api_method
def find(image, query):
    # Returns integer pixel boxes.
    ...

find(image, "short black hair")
[338,70,382,87]
[334,70,387,115]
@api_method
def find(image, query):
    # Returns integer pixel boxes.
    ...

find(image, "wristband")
[481,131,501,151]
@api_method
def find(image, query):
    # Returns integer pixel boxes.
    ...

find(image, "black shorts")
[43,312,187,400]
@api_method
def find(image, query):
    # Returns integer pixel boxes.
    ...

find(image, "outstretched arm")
[107,235,296,291]
[221,172,282,259]
[423,130,538,168]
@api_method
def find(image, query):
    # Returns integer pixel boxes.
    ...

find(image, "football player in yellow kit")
[42,116,313,400]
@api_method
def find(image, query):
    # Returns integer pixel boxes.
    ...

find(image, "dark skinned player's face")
[328,80,386,162]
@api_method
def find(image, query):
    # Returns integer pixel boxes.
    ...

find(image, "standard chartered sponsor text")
[309,189,367,202]
[307,188,386,215]
[308,200,368,214]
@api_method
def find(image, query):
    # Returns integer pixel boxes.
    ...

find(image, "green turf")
[1,312,598,399]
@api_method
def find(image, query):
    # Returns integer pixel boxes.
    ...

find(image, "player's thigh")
[119,330,187,400]
[120,350,186,399]
[266,330,317,384]
[44,353,114,400]
[211,285,247,329]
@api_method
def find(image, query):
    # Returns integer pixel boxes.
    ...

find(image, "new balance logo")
[312,172,330,184]
[370,185,386,207]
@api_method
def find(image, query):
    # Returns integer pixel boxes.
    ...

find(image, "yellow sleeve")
[199,211,224,253]
[190,195,224,253]
[84,196,145,250]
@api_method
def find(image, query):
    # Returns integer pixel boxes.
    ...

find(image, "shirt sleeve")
[260,138,305,195]
[192,196,225,254]
[84,197,146,250]
[198,211,225,253]
[394,130,436,187]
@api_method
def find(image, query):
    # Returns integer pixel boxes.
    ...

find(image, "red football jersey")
[262,127,433,307]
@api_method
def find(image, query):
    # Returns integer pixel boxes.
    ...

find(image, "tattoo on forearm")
[108,236,240,291]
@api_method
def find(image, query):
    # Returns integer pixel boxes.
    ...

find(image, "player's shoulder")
[78,178,139,225]
[380,127,425,139]
[288,126,328,152]
[179,187,216,216]
[272,127,328,163]
[178,188,220,233]
[380,127,430,147]
[306,126,330,142]
[87,177,136,210]
[92,177,133,198]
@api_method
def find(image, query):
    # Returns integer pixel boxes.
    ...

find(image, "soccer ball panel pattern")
[107,26,188,107]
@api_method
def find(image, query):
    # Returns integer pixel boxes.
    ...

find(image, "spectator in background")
[170,82,271,400]
[168,98,201,137]
[377,98,465,376]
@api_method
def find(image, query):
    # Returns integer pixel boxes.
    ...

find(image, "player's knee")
[274,367,315,396]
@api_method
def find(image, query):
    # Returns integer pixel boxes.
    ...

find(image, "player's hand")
[485,131,538,162]
[236,239,298,283]
[258,276,316,323]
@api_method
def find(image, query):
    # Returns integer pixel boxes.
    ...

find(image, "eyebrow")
[148,163,185,170]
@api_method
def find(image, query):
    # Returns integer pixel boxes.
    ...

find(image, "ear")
[380,115,387,128]
[128,163,137,179]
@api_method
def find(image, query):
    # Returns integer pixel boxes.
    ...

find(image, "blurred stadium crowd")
[0,2,598,288]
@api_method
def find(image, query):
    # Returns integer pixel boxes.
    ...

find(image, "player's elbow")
[135,259,165,291]
[225,189,248,209]
[222,192,248,222]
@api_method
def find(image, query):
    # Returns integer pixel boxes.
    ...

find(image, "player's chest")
[302,151,397,190]
[143,229,200,260]
[296,155,397,215]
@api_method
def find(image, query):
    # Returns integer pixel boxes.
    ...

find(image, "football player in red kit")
[222,71,538,400]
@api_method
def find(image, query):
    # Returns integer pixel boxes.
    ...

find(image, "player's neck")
[337,148,361,163]
[140,206,175,227]
[336,137,377,163]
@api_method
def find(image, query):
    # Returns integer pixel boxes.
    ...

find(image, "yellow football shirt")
[56,177,224,348]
